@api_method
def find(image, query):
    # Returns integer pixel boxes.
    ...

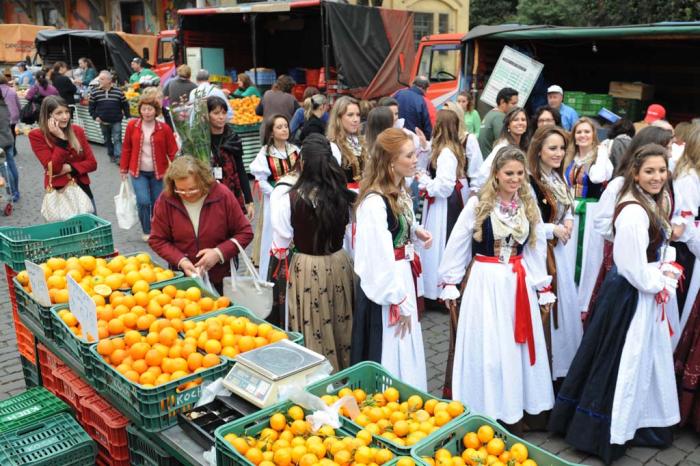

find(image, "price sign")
[25,261,51,307]
[480,45,544,108]
[67,275,99,341]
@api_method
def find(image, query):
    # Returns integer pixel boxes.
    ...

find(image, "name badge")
[213,166,223,180]
[404,243,415,261]
[499,244,512,265]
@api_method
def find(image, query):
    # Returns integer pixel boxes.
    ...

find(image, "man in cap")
[634,103,666,132]
[129,57,159,85]
[547,85,579,131]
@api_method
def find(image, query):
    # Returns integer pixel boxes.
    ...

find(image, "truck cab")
[154,30,176,80]
[412,33,463,108]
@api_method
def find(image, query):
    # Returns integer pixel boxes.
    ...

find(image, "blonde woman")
[417,109,466,301]
[443,100,483,186]
[327,96,366,190]
[438,145,555,420]
[352,128,431,389]
[564,117,614,285]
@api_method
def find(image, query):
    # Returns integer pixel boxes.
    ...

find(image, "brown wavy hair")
[430,109,466,178]
[163,156,215,197]
[565,117,600,170]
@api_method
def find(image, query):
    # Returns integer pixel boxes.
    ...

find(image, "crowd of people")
[5,60,700,463]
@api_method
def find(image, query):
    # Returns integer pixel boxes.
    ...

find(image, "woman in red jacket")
[149,156,254,293]
[120,93,178,241]
[29,96,98,213]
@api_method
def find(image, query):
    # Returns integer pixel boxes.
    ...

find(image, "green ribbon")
[574,198,597,284]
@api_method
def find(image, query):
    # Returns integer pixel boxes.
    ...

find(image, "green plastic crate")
[581,94,613,116]
[304,361,469,455]
[612,97,643,122]
[126,424,179,466]
[411,414,576,466]
[89,339,229,432]
[0,387,70,434]
[214,400,362,466]
[232,122,262,133]
[563,91,586,107]
[0,412,97,466]
[0,214,113,272]
[49,305,96,381]
[20,356,40,389]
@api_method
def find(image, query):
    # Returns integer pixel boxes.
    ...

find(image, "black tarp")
[325,2,391,89]
[35,30,140,83]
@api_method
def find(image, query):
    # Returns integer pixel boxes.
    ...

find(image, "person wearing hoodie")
[207,96,254,219]
[25,70,58,103]
[0,74,21,153]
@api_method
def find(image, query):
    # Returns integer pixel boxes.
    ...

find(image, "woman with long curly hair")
[527,126,582,382]
[417,109,467,301]
[351,128,432,389]
[327,96,366,190]
[438,145,555,418]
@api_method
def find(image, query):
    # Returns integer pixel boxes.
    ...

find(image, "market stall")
[0,214,576,466]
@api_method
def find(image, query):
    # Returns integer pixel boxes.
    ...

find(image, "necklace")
[498,194,519,217]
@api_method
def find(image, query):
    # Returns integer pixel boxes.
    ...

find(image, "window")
[413,13,434,47]
[438,14,449,34]
[158,37,174,63]
[416,43,461,83]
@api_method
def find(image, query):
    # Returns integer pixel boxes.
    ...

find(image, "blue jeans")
[2,145,19,197]
[100,121,122,160]
[130,171,162,234]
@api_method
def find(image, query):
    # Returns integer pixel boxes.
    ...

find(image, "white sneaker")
[142,234,150,242]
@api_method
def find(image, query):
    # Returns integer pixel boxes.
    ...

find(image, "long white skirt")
[258,193,273,281]
[419,196,448,300]
[610,291,680,444]
[452,260,554,424]
[551,240,583,379]
[381,260,427,391]
[570,200,604,312]
[680,258,700,334]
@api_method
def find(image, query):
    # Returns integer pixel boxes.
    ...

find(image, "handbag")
[114,180,139,229]
[40,162,94,222]
[223,238,274,319]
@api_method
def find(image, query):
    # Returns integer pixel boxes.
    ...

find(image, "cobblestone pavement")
[1,135,698,464]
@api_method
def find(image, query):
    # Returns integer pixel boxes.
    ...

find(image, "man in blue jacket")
[547,85,579,131]
[393,76,432,139]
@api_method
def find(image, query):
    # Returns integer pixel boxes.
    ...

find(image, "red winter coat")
[149,182,254,285]
[29,125,97,189]
[120,119,178,180]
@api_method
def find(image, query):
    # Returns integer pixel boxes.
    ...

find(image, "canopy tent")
[35,30,157,83]
[463,22,700,41]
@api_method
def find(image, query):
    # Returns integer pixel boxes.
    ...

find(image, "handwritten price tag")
[25,261,51,307]
[67,275,99,341]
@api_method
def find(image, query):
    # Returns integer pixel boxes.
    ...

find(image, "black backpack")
[20,93,44,125]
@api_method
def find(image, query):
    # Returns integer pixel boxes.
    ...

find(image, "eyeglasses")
[174,188,200,196]
[538,118,555,124]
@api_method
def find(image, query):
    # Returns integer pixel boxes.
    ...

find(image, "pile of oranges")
[320,388,465,447]
[183,314,289,359]
[231,96,263,126]
[15,254,176,305]
[95,319,222,388]
[418,425,536,466]
[224,404,396,466]
[58,281,231,341]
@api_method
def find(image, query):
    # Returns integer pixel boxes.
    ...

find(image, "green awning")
[463,22,700,42]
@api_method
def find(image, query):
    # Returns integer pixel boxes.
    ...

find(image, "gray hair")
[98,70,112,80]
[413,75,429,90]
[195,69,210,82]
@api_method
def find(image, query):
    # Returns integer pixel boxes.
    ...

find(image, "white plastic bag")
[288,387,360,432]
[114,180,139,230]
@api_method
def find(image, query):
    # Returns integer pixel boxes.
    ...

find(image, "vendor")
[129,58,159,85]
[232,73,260,98]
[149,155,253,293]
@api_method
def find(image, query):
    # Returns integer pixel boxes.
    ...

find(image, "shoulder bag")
[223,238,274,319]
[40,161,94,222]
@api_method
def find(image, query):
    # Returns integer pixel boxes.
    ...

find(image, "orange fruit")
[124,330,142,346]
[434,410,451,427]
[477,425,495,444]
[185,287,201,301]
[238,336,255,353]
[447,400,465,418]
[204,339,222,355]
[268,330,288,343]
[145,349,164,367]
[199,297,215,312]
[186,353,203,371]
[463,432,481,450]
[78,255,96,272]
[105,273,124,290]
[131,279,149,294]
[139,371,156,386]
[46,257,67,271]
[111,337,125,350]
[510,443,528,463]
[146,301,163,317]
[245,448,263,465]
[384,387,400,403]
[171,357,188,373]
[122,312,138,329]
[137,314,155,331]
[521,459,537,466]
[96,339,114,356]
[110,348,127,365]
[132,359,148,375]
[129,342,150,360]
[486,438,505,456]
[270,413,287,432]
[396,457,416,466]
[162,285,178,298]
[159,327,178,347]
[139,267,156,283]
[215,296,231,309]
[244,322,258,337]
[202,353,220,368]
[54,289,69,304]
[254,336,268,348]
[124,370,140,383]
[184,302,200,318]
[108,319,125,335]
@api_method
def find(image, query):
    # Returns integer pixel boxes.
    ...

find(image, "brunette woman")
[476,106,529,189]
[457,91,481,137]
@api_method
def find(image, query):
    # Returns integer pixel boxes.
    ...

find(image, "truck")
[413,22,700,123]
[161,0,416,100]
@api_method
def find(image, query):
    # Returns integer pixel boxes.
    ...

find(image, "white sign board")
[67,275,99,341]
[480,46,544,108]
[25,261,51,307]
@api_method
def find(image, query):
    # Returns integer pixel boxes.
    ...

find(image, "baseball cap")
[644,104,666,124]
[131,57,142,65]
[547,85,564,95]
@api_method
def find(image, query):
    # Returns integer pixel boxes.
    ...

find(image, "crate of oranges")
[181,306,304,362]
[13,252,180,340]
[89,321,229,433]
[215,400,397,466]
[411,414,576,466]
[305,361,468,455]
[230,96,263,130]
[49,277,228,380]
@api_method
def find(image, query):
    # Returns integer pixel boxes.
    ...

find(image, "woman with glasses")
[149,156,254,293]
[531,106,562,130]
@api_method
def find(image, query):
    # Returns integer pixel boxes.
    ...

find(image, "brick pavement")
[0,135,698,464]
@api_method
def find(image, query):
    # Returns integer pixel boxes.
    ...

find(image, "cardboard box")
[609,81,655,101]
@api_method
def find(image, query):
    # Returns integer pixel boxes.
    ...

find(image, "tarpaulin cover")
[35,30,150,83]
[0,25,55,63]
[325,2,392,89]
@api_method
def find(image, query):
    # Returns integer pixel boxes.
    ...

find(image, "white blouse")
[418,148,457,198]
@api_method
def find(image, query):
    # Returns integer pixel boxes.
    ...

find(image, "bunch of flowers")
[171,95,211,162]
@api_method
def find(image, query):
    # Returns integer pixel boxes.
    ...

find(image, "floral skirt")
[288,250,354,371]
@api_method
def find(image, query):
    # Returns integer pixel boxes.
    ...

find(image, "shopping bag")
[114,180,139,229]
[223,238,274,319]
[40,163,94,222]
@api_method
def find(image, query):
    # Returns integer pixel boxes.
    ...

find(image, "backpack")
[20,91,44,125]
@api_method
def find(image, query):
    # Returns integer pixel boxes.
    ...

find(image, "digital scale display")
[225,365,271,401]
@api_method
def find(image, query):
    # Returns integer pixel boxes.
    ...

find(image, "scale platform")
[223,339,329,408]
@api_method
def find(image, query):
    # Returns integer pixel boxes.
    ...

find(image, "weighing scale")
[222,339,331,408]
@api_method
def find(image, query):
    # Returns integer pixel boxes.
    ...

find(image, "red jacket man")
[149,181,254,287]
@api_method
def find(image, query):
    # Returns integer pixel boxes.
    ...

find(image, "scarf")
[491,195,530,245]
